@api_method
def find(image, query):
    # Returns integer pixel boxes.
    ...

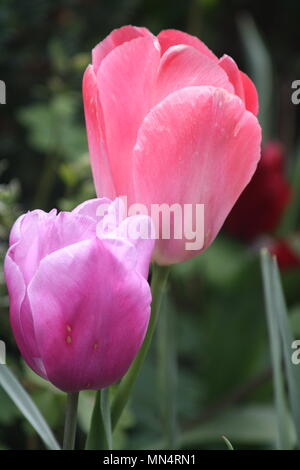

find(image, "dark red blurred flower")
[270,237,300,270]
[225,141,292,241]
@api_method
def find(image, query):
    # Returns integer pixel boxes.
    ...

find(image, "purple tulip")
[4,198,154,392]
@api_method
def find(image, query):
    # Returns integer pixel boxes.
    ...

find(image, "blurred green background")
[1,0,300,450]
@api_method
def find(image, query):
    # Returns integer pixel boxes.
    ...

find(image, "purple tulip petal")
[28,237,151,392]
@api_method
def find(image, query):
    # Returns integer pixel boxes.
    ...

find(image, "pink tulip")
[4,198,154,392]
[83,25,262,265]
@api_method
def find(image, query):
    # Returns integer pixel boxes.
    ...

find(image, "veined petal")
[28,238,151,392]
[102,215,155,279]
[83,66,116,198]
[157,29,217,62]
[154,45,234,105]
[97,198,155,278]
[96,36,161,201]
[4,250,45,377]
[9,214,26,247]
[133,86,261,264]
[240,70,259,116]
[11,210,95,285]
[219,55,258,115]
[72,197,112,222]
[92,25,153,73]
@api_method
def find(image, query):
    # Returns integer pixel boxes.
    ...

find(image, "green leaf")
[18,94,86,160]
[260,249,292,449]
[237,14,273,140]
[0,365,60,450]
[271,256,300,447]
[148,405,295,449]
[0,387,21,425]
[222,435,234,450]
[180,405,295,448]
[86,389,112,450]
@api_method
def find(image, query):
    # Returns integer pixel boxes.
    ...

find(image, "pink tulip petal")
[92,25,153,73]
[83,66,116,198]
[99,197,127,233]
[154,45,234,105]
[219,55,259,115]
[4,250,46,377]
[12,210,95,284]
[9,214,26,247]
[28,238,151,392]
[240,71,259,116]
[11,210,56,285]
[97,198,155,278]
[219,55,245,101]
[102,215,155,278]
[96,36,160,200]
[157,29,217,62]
[72,197,111,222]
[133,86,261,264]
[9,210,57,247]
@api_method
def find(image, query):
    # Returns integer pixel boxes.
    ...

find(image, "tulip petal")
[72,197,111,222]
[133,86,261,264]
[83,66,116,198]
[96,198,155,278]
[9,210,57,248]
[28,238,151,392]
[102,215,155,279]
[99,197,127,233]
[219,55,245,100]
[219,55,258,115]
[92,25,153,73]
[9,214,26,247]
[157,29,217,62]
[240,70,259,116]
[96,36,161,200]
[154,45,234,105]
[4,250,45,377]
[12,210,95,284]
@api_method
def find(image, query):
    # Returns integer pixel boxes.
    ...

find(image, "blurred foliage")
[1,0,300,450]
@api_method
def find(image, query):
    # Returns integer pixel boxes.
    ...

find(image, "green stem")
[101,388,112,450]
[63,392,79,450]
[86,389,112,450]
[157,304,178,449]
[111,263,170,430]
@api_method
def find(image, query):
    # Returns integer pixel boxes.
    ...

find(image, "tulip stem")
[63,392,79,450]
[111,263,170,430]
[157,303,178,449]
[85,389,112,450]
